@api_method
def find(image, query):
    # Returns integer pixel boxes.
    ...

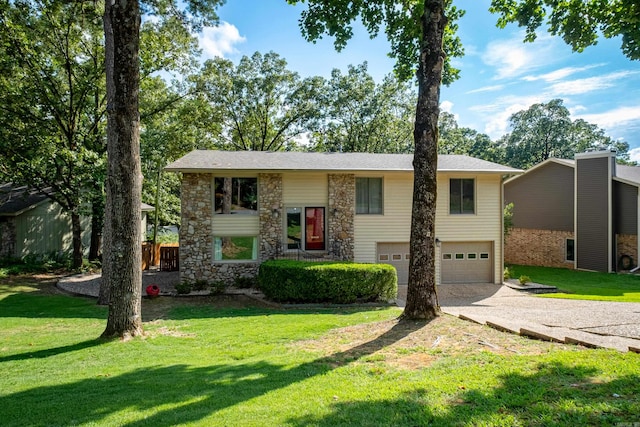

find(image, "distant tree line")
[0,1,631,268]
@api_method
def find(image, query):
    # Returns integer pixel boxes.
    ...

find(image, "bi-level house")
[166,150,521,286]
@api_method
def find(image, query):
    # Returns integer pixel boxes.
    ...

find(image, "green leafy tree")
[0,0,106,268]
[438,112,505,162]
[311,63,416,153]
[197,51,325,151]
[500,99,630,169]
[490,0,640,60]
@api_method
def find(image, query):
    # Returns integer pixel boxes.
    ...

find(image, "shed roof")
[0,183,53,216]
[165,150,522,174]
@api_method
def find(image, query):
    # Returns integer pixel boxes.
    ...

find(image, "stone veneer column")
[179,173,213,281]
[328,174,355,260]
[259,173,283,260]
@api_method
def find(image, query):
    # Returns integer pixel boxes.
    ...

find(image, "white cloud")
[576,106,640,130]
[466,85,505,94]
[629,147,640,163]
[522,64,604,83]
[482,34,556,80]
[198,22,246,60]
[440,100,454,113]
[550,71,639,96]
[470,94,550,138]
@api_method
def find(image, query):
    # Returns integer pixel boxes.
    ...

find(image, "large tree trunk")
[101,0,143,338]
[70,210,83,269]
[89,187,104,261]
[403,0,446,320]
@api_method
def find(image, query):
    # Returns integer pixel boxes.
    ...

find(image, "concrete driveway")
[397,284,640,352]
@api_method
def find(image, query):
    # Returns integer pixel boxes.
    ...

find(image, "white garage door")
[441,241,493,284]
[376,242,410,285]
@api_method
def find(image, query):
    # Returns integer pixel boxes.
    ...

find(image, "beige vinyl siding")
[354,173,412,263]
[435,173,503,284]
[283,173,328,206]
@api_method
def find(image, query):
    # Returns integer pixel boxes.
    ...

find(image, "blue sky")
[196,0,640,161]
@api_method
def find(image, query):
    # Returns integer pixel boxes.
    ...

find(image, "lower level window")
[566,239,575,262]
[214,236,258,261]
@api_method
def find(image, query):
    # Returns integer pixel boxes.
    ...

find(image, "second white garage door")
[441,241,493,284]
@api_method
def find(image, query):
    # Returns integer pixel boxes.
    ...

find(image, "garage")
[441,241,493,284]
[376,242,410,285]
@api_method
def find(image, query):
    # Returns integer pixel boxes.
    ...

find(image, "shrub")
[193,279,210,291]
[519,275,531,285]
[234,275,257,288]
[503,267,512,280]
[210,281,226,295]
[258,260,397,304]
[174,281,192,295]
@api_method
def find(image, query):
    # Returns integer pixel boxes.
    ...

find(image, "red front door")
[305,207,325,250]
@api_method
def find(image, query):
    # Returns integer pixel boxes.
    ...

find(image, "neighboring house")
[0,183,154,259]
[165,150,521,286]
[504,149,640,272]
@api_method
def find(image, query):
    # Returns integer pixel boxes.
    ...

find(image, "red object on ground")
[146,284,160,297]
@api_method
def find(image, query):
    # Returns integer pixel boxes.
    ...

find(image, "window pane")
[356,178,369,214]
[214,177,257,214]
[356,178,382,214]
[368,178,383,214]
[450,179,462,213]
[214,236,257,261]
[286,208,302,250]
[462,179,475,214]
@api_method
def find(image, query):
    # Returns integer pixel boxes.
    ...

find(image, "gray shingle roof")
[0,183,52,216]
[165,150,522,174]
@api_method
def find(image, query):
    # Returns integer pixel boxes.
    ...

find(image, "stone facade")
[505,227,574,269]
[328,174,355,260]
[258,173,283,260]
[179,173,260,285]
[179,171,360,285]
[0,219,16,258]
[616,234,637,270]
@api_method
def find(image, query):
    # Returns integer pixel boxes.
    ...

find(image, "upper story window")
[450,178,475,214]
[214,177,257,214]
[356,177,383,214]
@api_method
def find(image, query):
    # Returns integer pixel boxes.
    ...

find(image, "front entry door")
[305,207,325,250]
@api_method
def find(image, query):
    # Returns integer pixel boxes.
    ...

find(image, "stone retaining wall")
[505,227,574,269]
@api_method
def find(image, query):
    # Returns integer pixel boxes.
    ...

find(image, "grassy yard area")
[508,265,640,302]
[1,275,639,426]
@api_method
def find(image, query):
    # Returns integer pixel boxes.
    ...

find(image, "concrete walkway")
[398,284,640,353]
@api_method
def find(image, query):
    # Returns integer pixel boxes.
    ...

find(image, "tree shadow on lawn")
[1,320,424,426]
[3,319,639,426]
[287,362,640,426]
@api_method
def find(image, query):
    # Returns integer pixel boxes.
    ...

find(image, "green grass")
[1,277,639,426]
[508,265,640,302]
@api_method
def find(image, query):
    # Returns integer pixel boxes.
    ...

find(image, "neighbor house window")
[214,236,258,261]
[214,177,257,214]
[566,239,575,262]
[450,178,475,214]
[356,177,383,214]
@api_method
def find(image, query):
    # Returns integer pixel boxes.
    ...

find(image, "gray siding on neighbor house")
[504,162,574,231]
[614,181,638,235]
[576,156,611,272]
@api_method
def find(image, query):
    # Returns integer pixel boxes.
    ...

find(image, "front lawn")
[1,275,639,426]
[508,265,640,302]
